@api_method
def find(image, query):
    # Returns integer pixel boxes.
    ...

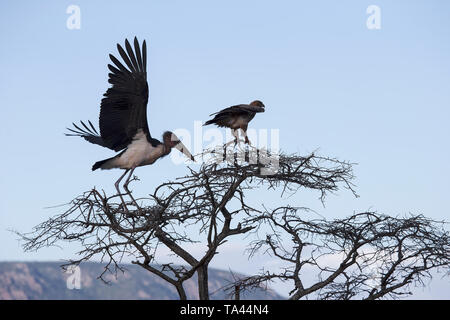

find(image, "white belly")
[110,130,164,169]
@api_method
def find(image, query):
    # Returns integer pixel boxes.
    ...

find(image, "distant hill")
[0,262,283,300]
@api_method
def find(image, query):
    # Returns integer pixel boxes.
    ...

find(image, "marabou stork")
[66,37,194,202]
[204,100,265,145]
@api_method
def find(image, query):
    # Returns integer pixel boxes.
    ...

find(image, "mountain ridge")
[0,261,282,300]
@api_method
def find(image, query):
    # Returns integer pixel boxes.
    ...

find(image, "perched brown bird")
[204,100,265,145]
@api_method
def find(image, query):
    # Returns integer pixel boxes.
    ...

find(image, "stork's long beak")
[174,142,195,162]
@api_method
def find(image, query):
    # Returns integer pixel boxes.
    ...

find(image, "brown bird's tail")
[203,119,216,126]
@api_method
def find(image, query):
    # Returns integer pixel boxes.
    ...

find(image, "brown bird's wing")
[208,104,258,117]
[204,104,257,127]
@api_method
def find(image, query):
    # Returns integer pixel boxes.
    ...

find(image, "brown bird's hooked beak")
[174,141,195,162]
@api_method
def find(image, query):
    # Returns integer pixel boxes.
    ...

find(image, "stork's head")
[249,100,265,112]
[163,131,195,161]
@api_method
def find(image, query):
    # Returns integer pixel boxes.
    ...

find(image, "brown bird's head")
[249,100,265,112]
[163,131,195,161]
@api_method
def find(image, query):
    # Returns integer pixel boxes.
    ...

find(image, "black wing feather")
[88,120,99,134]
[142,40,147,73]
[107,64,122,75]
[65,121,108,148]
[108,54,129,74]
[117,43,136,73]
[134,38,143,73]
[125,39,139,72]
[99,37,150,151]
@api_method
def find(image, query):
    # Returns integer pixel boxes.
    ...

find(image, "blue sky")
[0,0,449,298]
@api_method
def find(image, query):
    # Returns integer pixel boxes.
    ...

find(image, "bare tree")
[234,208,449,299]
[18,146,449,300]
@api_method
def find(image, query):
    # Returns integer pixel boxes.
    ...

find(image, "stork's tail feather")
[92,157,114,171]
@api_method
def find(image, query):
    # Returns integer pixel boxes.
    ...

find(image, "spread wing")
[99,37,150,152]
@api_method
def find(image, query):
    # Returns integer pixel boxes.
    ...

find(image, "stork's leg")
[123,168,135,189]
[123,168,139,209]
[115,169,130,210]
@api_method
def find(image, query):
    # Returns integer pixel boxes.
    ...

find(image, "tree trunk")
[176,283,187,300]
[197,265,209,300]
